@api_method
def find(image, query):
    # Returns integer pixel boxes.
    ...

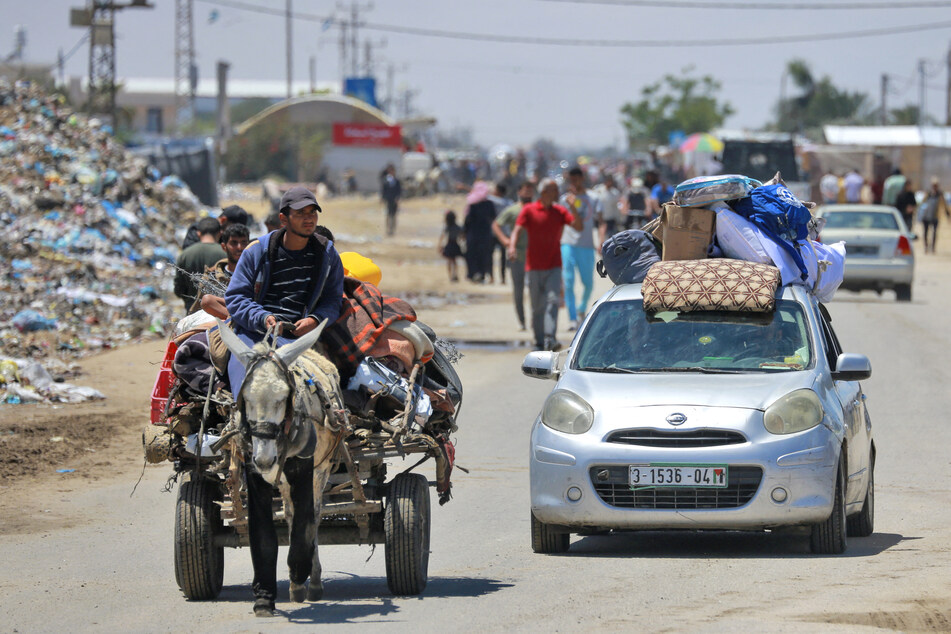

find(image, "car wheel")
[895,284,912,302]
[531,511,569,554]
[810,460,847,555]
[847,453,874,537]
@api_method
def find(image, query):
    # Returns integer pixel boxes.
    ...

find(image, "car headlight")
[541,390,594,434]
[763,389,824,435]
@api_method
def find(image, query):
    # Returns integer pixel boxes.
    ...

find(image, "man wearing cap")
[224,186,344,396]
[182,205,251,250]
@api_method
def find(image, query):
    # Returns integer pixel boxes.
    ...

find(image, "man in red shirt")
[508,178,583,350]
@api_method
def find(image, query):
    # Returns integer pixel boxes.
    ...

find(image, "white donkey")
[217,319,345,617]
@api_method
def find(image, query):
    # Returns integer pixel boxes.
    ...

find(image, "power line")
[61,33,89,64]
[541,0,951,9]
[195,0,951,48]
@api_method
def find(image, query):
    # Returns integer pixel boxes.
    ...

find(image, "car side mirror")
[522,351,557,380]
[832,353,871,381]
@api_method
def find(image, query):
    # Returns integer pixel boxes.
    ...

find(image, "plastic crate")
[150,340,178,424]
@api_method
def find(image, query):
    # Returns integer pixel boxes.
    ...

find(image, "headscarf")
[466,181,490,205]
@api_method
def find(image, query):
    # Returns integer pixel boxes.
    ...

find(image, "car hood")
[558,369,817,412]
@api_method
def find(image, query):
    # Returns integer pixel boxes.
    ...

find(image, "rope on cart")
[193,365,216,483]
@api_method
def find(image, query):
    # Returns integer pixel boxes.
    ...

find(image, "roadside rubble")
[0,78,207,405]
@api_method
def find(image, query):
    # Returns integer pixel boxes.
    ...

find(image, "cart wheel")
[385,473,431,596]
[174,476,224,600]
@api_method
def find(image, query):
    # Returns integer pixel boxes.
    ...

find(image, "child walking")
[438,210,464,282]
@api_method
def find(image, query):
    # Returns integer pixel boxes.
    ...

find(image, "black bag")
[597,230,662,285]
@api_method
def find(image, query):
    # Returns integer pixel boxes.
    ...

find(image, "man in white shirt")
[595,174,623,247]
[843,169,864,203]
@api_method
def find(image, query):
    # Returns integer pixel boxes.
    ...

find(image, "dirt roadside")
[0,192,539,533]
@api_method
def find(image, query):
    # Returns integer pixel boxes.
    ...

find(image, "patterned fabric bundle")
[641,259,781,313]
[323,278,418,376]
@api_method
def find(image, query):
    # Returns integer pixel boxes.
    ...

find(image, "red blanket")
[324,277,417,375]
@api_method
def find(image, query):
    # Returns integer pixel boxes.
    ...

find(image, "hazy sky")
[4,0,951,148]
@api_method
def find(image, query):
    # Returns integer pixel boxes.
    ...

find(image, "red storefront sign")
[332,122,402,147]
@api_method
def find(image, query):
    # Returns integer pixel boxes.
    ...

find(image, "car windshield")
[572,299,812,373]
[822,211,899,230]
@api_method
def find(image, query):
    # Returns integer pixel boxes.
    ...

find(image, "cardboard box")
[658,203,716,261]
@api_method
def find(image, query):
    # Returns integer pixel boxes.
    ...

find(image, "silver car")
[816,204,915,302]
[523,284,875,554]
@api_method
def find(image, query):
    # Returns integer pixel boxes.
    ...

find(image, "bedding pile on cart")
[143,277,461,503]
[598,172,846,305]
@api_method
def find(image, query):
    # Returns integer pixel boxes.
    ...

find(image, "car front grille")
[590,465,762,510]
[605,429,747,448]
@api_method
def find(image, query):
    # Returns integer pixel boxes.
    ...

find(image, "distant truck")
[718,133,811,201]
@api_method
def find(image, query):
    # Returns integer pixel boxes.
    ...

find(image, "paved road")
[2,260,951,632]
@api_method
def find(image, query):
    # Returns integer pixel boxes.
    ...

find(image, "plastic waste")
[0,360,20,384]
[4,383,44,402]
[673,175,761,208]
[347,356,433,427]
[19,360,53,389]
[11,310,57,332]
[184,432,222,458]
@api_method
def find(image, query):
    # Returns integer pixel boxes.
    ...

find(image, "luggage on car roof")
[597,229,661,285]
[641,259,781,314]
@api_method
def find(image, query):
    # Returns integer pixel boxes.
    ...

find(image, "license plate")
[629,464,728,489]
[846,245,878,256]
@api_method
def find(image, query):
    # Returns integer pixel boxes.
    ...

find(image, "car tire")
[531,511,569,554]
[847,453,874,538]
[895,284,912,302]
[810,460,847,555]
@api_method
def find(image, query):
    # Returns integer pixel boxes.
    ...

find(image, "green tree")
[224,111,328,181]
[230,97,275,124]
[773,59,873,136]
[888,104,936,125]
[620,67,734,149]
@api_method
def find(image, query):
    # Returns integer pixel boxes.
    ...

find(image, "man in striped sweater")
[224,186,344,396]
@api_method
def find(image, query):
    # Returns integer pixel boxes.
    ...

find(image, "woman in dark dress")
[463,181,497,283]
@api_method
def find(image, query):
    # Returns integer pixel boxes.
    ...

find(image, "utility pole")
[174,0,196,131]
[70,0,153,126]
[285,0,292,99]
[386,62,394,113]
[350,3,358,77]
[215,60,230,176]
[362,37,385,76]
[946,40,951,126]
[881,74,888,126]
[918,59,927,126]
[338,18,347,84]
[337,1,370,79]
[309,55,316,93]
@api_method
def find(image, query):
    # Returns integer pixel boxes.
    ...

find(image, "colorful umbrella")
[679,132,724,153]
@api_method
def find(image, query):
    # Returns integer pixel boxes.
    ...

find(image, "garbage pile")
[0,78,208,404]
[599,172,846,304]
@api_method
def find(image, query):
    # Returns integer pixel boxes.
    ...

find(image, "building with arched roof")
[234,93,403,193]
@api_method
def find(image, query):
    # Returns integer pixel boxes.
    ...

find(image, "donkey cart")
[145,321,462,603]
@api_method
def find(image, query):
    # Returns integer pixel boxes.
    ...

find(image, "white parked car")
[523,283,875,554]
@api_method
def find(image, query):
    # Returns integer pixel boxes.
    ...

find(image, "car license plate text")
[629,464,728,488]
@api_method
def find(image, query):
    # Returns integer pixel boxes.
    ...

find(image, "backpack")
[596,230,662,285]
[732,183,813,281]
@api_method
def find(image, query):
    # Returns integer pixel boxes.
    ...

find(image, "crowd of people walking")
[438,162,666,351]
